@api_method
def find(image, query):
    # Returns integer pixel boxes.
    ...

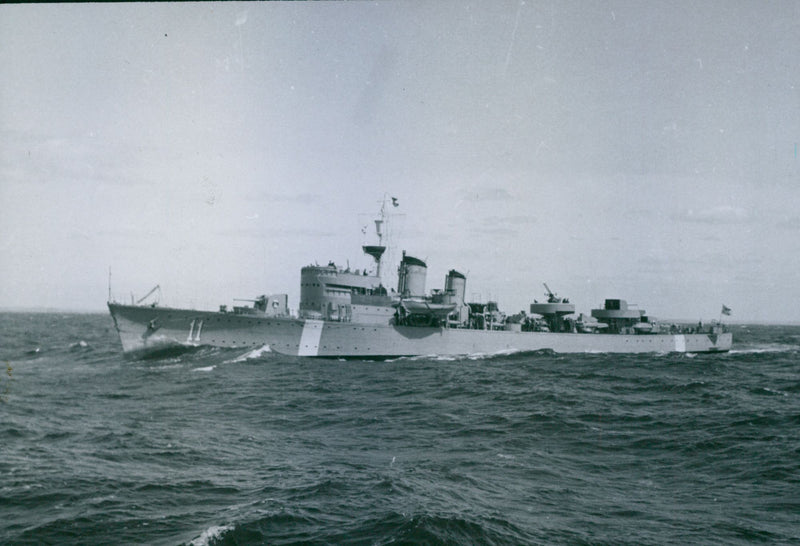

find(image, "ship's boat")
[396,299,457,319]
[575,313,608,333]
[108,198,733,357]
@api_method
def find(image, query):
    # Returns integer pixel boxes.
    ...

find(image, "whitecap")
[730,344,799,354]
[434,354,459,361]
[226,344,271,363]
[142,362,183,371]
[192,365,216,372]
[759,387,788,397]
[466,348,521,360]
[190,524,233,546]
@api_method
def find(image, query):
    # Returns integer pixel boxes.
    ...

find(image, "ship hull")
[108,303,733,357]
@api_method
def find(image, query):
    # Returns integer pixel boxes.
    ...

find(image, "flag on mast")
[721,305,731,316]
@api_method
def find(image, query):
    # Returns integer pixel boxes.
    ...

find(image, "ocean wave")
[189,524,234,546]
[749,386,789,397]
[141,362,185,371]
[130,345,251,366]
[3,313,799,546]
[730,344,800,354]
[225,345,272,363]
[130,344,206,361]
[68,340,90,351]
[204,511,532,545]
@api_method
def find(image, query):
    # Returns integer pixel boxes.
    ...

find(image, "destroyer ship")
[108,200,732,357]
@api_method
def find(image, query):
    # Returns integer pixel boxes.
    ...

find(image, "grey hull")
[109,303,733,357]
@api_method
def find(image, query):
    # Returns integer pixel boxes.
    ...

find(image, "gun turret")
[234,295,268,311]
[232,294,289,316]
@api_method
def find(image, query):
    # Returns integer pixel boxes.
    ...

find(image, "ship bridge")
[299,263,394,323]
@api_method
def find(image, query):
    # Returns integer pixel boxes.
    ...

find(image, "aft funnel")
[445,269,466,304]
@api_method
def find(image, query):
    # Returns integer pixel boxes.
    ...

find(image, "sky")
[1,1,799,322]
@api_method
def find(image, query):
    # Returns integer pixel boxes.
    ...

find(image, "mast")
[362,195,391,278]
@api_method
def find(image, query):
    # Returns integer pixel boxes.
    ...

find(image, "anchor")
[142,317,161,339]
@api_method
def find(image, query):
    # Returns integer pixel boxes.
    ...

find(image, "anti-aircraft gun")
[543,283,569,304]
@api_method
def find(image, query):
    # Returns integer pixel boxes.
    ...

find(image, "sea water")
[1,313,798,545]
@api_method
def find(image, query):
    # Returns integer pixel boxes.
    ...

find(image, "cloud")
[482,215,537,226]
[673,206,751,225]
[460,187,515,202]
[0,130,149,190]
[776,216,800,230]
[97,227,166,239]
[472,226,519,237]
[218,227,336,239]
[468,214,537,237]
[244,192,324,205]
